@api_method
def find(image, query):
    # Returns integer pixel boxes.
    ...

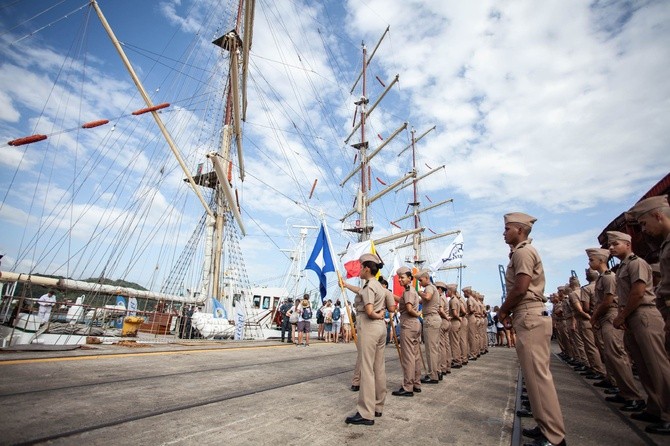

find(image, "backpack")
[332,307,341,321]
[289,310,299,324]
[487,313,494,327]
[302,306,313,320]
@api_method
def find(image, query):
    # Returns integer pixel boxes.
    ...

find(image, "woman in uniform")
[343,253,396,425]
[392,266,422,396]
[436,282,452,379]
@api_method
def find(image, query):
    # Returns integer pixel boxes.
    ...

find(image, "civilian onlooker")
[323,300,334,342]
[296,294,312,346]
[493,305,507,346]
[37,290,57,324]
[332,301,343,343]
[288,298,300,344]
[486,305,497,347]
[342,303,352,343]
[316,302,326,340]
[279,298,294,343]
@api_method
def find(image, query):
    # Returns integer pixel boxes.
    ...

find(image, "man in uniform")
[498,212,565,446]
[587,247,642,405]
[448,283,463,368]
[576,269,606,380]
[464,286,479,361]
[417,270,441,384]
[622,195,670,435]
[436,282,452,378]
[567,277,592,374]
[628,195,670,357]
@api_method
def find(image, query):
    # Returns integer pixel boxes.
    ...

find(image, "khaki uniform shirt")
[505,239,546,307]
[449,295,461,319]
[399,287,420,321]
[562,298,573,319]
[658,233,670,305]
[422,284,439,315]
[355,279,394,319]
[466,296,477,315]
[458,296,467,317]
[568,289,582,314]
[581,282,596,314]
[616,254,656,307]
[594,270,618,322]
[439,294,449,318]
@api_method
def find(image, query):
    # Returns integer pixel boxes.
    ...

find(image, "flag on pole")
[391,252,404,297]
[341,239,372,278]
[305,224,335,300]
[212,297,227,319]
[430,232,464,271]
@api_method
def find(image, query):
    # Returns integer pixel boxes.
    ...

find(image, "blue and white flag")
[212,297,227,319]
[430,233,464,271]
[305,224,335,301]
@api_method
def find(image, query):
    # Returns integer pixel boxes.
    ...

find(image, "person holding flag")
[343,253,395,426]
[391,266,422,397]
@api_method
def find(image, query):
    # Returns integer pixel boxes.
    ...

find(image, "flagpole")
[320,212,358,345]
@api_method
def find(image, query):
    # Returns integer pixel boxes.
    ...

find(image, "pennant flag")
[305,224,335,300]
[212,297,227,319]
[341,239,372,278]
[430,233,464,271]
[391,252,404,297]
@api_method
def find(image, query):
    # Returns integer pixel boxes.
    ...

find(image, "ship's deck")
[0,340,662,445]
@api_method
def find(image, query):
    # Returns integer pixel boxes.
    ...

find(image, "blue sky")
[0,0,668,306]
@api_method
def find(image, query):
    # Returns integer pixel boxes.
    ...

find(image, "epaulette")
[604,270,612,275]
[630,254,638,260]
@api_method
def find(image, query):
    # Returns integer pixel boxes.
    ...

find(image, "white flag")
[430,233,463,271]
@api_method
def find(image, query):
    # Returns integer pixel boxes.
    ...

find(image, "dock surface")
[0,341,663,445]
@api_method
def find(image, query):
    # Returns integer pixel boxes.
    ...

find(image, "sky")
[0,0,668,307]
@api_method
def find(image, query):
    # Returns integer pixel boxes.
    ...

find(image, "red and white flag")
[391,252,404,297]
[342,240,373,278]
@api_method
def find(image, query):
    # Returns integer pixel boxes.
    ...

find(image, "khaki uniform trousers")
[593,325,615,385]
[480,318,487,351]
[450,319,462,365]
[400,316,422,392]
[658,304,670,357]
[553,319,567,354]
[623,306,670,422]
[577,318,605,374]
[356,317,388,420]
[599,318,641,400]
[459,316,469,363]
[423,314,441,380]
[467,314,478,358]
[439,319,452,373]
[568,317,588,365]
[513,305,565,444]
[352,319,362,386]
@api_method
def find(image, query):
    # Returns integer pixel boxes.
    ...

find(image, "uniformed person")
[464,286,479,361]
[577,269,606,380]
[392,266,422,396]
[609,229,670,435]
[418,269,441,383]
[457,289,469,365]
[567,277,589,372]
[587,247,642,405]
[628,195,670,358]
[344,253,396,425]
[447,283,463,368]
[498,212,566,446]
[436,282,452,378]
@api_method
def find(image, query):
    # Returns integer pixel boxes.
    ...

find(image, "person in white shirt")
[38,290,57,324]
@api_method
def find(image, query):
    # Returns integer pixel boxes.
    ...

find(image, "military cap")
[396,266,411,276]
[462,286,472,292]
[606,231,631,243]
[435,281,448,290]
[628,195,669,219]
[446,283,458,290]
[416,269,431,278]
[585,247,609,260]
[359,253,382,264]
[504,212,537,228]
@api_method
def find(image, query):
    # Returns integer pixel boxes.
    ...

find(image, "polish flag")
[391,253,403,297]
[342,240,373,278]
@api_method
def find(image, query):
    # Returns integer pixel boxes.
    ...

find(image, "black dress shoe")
[375,412,382,417]
[345,412,374,425]
[594,380,614,388]
[631,411,662,423]
[444,370,451,374]
[520,395,529,402]
[468,356,477,361]
[350,385,360,391]
[523,436,566,446]
[438,372,444,380]
[573,365,587,372]
[420,376,439,384]
[645,421,670,435]
[585,373,603,380]
[413,387,422,393]
[604,387,620,395]
[517,408,533,417]
[391,388,414,397]
[605,394,627,404]
[522,426,543,439]
[621,400,646,412]
[452,364,462,369]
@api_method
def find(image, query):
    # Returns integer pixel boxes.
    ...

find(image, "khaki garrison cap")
[396,266,411,276]
[359,253,381,264]
[606,231,631,243]
[628,195,669,219]
[446,283,458,290]
[504,212,537,228]
[417,269,432,278]
[462,286,472,292]
[585,248,609,260]
[435,281,448,290]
